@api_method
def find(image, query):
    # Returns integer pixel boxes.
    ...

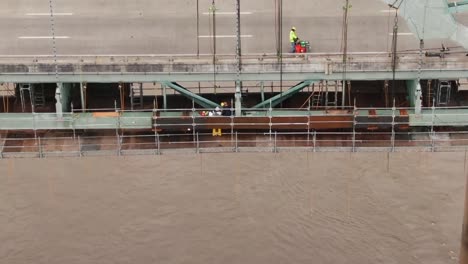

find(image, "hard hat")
[292,27,296,30]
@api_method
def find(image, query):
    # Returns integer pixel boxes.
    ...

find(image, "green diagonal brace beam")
[252,81,315,109]
[162,82,220,109]
[449,1,468,13]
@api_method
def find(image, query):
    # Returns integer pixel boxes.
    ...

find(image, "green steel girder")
[2,108,468,131]
[252,81,315,109]
[162,81,220,109]
[449,1,468,13]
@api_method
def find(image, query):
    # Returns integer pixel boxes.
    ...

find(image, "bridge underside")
[1,53,468,133]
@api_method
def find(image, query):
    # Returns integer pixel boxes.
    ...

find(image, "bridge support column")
[55,83,63,117]
[407,79,423,114]
[260,81,265,104]
[162,84,167,110]
[235,81,242,116]
[80,82,86,111]
[55,83,73,117]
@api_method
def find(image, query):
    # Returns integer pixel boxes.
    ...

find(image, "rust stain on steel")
[153,115,354,131]
[92,112,120,117]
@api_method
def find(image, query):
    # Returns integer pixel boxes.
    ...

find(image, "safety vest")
[290,30,297,43]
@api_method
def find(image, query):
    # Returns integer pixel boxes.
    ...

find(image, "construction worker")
[290,27,299,53]
[221,102,230,116]
[215,106,222,116]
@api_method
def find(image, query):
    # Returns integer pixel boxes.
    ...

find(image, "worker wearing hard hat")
[290,27,299,53]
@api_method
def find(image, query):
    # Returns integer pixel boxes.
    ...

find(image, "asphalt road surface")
[0,0,467,55]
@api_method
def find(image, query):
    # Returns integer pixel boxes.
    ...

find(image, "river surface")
[0,152,464,264]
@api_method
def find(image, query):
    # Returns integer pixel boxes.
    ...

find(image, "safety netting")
[381,0,468,48]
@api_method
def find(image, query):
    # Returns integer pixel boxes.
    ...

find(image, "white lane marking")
[389,32,413,36]
[202,12,253,15]
[198,35,253,38]
[18,36,71,39]
[26,13,73,16]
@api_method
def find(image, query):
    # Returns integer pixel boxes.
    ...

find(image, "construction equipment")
[295,40,310,53]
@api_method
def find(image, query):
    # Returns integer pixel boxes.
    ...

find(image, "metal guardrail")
[2,130,468,159]
[0,105,464,158]
[0,49,464,62]
[2,105,468,131]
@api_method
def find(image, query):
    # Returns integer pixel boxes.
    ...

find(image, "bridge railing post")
[274,131,278,153]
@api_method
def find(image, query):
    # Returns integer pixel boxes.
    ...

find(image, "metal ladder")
[437,81,451,106]
[311,81,323,109]
[130,83,144,110]
[33,85,46,107]
[426,80,434,107]
[19,83,32,112]
[325,80,340,108]
[0,84,14,113]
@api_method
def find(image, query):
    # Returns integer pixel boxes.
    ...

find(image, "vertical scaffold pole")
[78,135,82,157]
[307,99,311,144]
[157,133,161,155]
[196,0,200,57]
[235,131,239,152]
[230,98,234,149]
[460,157,468,263]
[341,0,350,109]
[162,84,167,110]
[431,98,436,152]
[274,131,278,153]
[260,81,265,104]
[392,98,396,152]
[313,130,317,152]
[352,99,357,152]
[210,0,217,91]
[32,112,37,139]
[117,133,122,156]
[38,136,43,158]
[80,82,85,112]
[192,99,196,144]
[234,0,242,116]
[269,100,273,140]
[196,132,200,154]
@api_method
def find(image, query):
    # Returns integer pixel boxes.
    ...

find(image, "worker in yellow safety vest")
[290,27,298,53]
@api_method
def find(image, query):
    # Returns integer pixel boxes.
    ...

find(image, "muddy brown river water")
[0,152,465,264]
